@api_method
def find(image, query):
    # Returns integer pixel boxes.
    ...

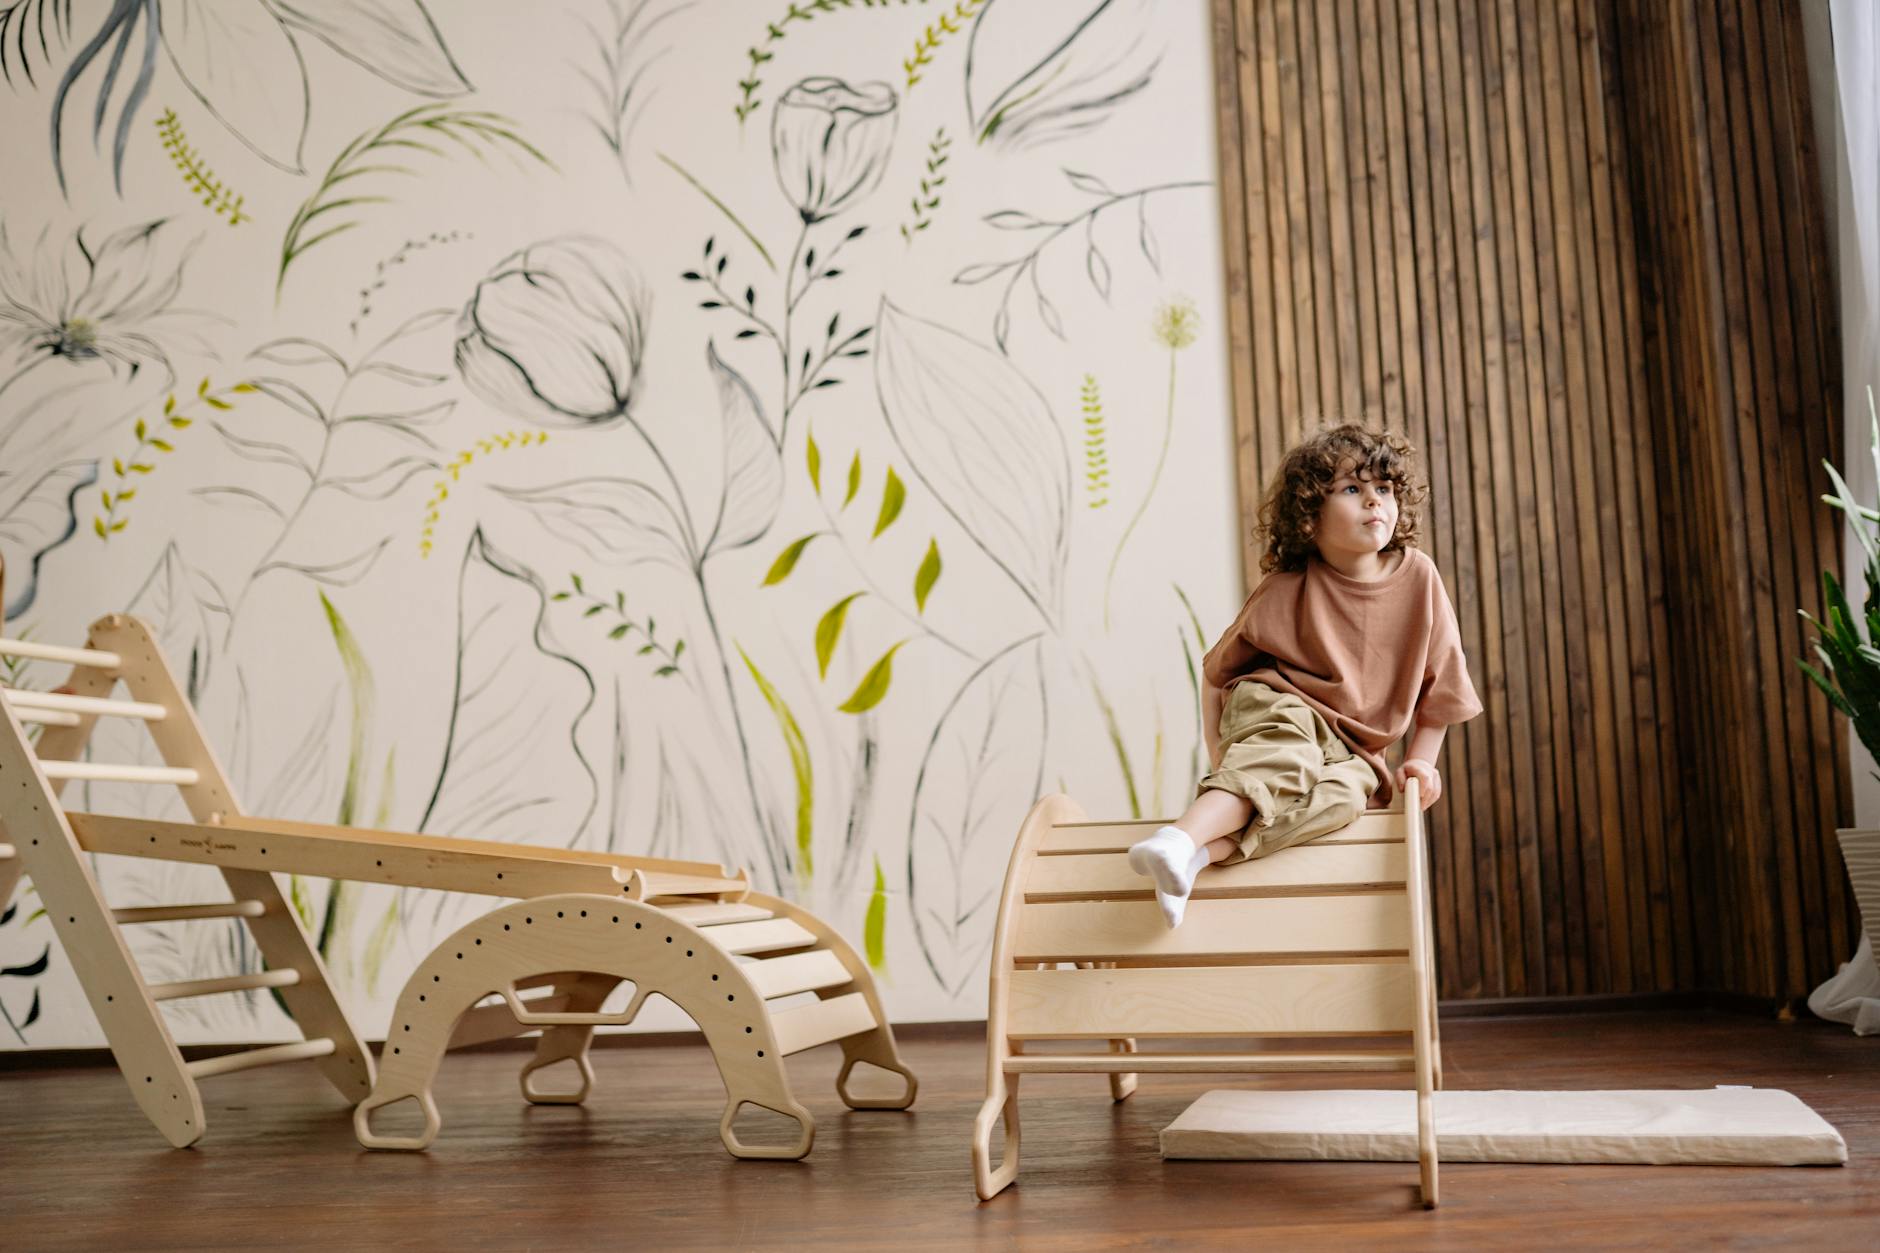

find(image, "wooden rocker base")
[355,892,915,1158]
[973,791,1442,1206]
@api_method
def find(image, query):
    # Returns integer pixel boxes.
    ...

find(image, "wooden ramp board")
[1160,1088,1848,1166]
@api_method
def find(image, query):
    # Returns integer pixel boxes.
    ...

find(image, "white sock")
[1128,826,1210,927]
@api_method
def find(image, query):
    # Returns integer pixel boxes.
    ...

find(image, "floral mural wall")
[0,0,1238,1046]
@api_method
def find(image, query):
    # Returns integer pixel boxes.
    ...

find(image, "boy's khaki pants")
[1199,680,1378,862]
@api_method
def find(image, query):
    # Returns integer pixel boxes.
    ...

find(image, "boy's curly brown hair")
[1255,423,1426,574]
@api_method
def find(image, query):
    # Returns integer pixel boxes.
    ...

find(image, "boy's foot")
[1154,888,1190,928]
[1127,826,1208,928]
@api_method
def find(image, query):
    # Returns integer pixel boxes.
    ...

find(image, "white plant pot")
[1841,828,1880,963]
[1809,829,1880,1034]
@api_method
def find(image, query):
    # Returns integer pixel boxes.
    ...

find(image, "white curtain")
[1810,0,1880,1035]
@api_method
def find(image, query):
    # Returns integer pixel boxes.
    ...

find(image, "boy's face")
[1316,460,1399,558]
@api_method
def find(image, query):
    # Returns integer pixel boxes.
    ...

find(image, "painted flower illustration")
[0,217,199,389]
[771,77,899,224]
[454,236,652,429]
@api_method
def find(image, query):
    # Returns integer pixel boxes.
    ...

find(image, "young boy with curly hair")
[1128,423,1483,927]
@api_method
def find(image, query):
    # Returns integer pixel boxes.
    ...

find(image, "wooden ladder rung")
[114,901,267,925]
[11,708,81,727]
[37,761,199,785]
[769,991,877,1055]
[743,949,854,999]
[149,968,300,1002]
[185,1038,336,1080]
[1003,1051,1416,1075]
[0,638,121,669]
[708,917,818,956]
[658,902,774,926]
[632,870,749,900]
[3,690,167,721]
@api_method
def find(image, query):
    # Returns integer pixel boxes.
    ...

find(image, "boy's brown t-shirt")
[1201,546,1482,808]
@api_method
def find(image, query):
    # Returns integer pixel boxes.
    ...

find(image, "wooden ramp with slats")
[0,609,914,1157]
[972,792,1441,1206]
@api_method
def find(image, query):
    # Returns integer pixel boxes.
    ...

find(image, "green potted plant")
[1799,385,1880,1032]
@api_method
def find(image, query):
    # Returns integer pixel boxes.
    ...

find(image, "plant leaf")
[914,538,943,613]
[738,645,813,883]
[907,636,1046,996]
[415,527,599,934]
[839,641,907,714]
[164,0,313,172]
[705,343,782,556]
[493,478,694,570]
[874,299,1070,629]
[865,856,887,969]
[815,592,865,679]
[873,466,907,539]
[0,945,49,978]
[318,590,375,828]
[271,0,473,96]
[763,533,820,586]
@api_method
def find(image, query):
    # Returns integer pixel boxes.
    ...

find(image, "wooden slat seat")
[1006,964,1417,1038]
[1038,811,1406,855]
[1025,842,1407,902]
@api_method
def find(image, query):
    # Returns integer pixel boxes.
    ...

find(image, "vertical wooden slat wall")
[1210,0,1853,1003]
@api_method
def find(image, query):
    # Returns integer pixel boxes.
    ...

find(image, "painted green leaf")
[319,590,375,828]
[915,539,942,613]
[844,452,861,508]
[864,855,887,970]
[815,592,865,679]
[738,645,814,880]
[289,876,317,930]
[373,749,397,829]
[163,394,176,416]
[763,532,820,585]
[839,641,907,714]
[807,426,822,494]
[134,417,147,440]
[873,465,906,539]
[93,517,107,539]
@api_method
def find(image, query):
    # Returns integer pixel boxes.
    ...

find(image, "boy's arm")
[1405,720,1446,768]
[1396,719,1447,808]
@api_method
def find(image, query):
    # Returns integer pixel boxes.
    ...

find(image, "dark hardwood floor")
[3,1010,1875,1250]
